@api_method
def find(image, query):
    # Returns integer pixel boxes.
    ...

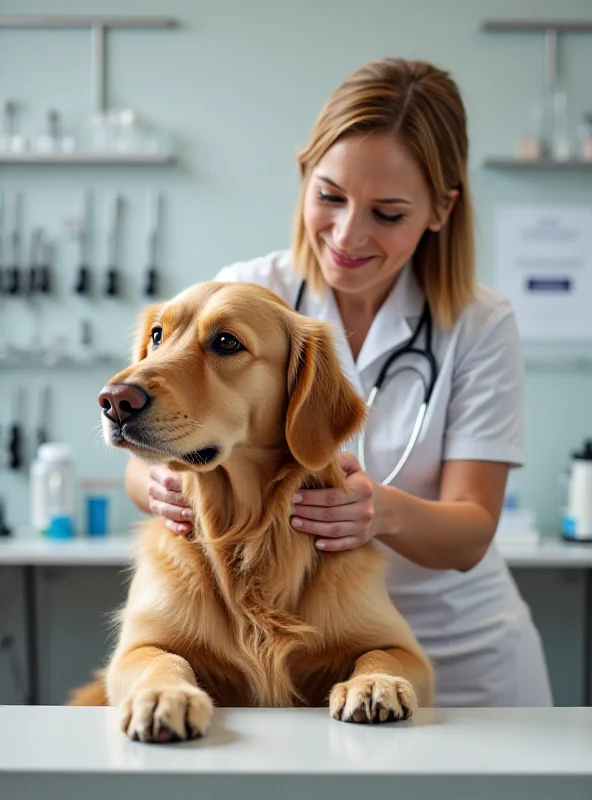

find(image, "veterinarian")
[125,57,552,708]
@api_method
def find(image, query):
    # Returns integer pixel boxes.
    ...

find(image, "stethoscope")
[294,280,438,485]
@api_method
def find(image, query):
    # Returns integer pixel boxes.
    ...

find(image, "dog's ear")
[132,304,163,363]
[285,316,367,470]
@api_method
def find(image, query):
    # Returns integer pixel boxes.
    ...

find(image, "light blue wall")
[1,0,591,535]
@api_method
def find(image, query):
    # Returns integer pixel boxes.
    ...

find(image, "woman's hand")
[291,452,381,551]
[148,466,194,536]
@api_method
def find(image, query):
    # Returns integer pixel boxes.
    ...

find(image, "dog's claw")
[329,674,417,724]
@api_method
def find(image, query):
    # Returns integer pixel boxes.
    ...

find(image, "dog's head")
[98,282,366,473]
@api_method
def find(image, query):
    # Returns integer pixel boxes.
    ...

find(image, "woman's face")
[303,132,455,301]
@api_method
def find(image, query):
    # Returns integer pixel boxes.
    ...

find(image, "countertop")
[1,533,592,567]
[1,706,591,800]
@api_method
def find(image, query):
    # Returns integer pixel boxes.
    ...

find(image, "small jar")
[83,478,118,537]
[577,113,592,162]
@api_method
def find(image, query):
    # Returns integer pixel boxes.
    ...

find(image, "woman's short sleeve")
[443,305,524,467]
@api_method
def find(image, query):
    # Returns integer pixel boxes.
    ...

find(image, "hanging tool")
[37,230,51,295]
[7,387,23,470]
[0,190,5,294]
[144,191,162,297]
[36,386,50,451]
[73,190,92,296]
[26,228,42,296]
[0,497,12,537]
[3,192,22,296]
[27,228,52,296]
[0,495,12,536]
[105,193,122,297]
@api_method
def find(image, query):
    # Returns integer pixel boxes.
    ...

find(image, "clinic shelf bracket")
[0,15,178,115]
[481,20,592,168]
[481,20,592,98]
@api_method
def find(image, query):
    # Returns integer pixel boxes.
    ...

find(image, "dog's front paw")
[329,673,417,723]
[120,683,213,743]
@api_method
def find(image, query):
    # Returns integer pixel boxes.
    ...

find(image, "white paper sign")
[495,206,592,340]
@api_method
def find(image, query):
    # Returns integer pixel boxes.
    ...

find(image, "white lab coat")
[215,250,552,707]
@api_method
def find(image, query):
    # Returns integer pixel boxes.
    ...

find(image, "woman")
[125,58,552,707]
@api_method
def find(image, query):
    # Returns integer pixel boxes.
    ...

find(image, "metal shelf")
[525,356,592,374]
[484,158,592,169]
[0,151,175,165]
[482,20,592,33]
[0,16,177,29]
[0,353,127,370]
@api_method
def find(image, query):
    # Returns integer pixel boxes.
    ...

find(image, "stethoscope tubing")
[294,279,438,485]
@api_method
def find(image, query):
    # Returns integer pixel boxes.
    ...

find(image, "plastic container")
[30,443,76,538]
[83,479,118,537]
[577,113,592,162]
[562,440,592,541]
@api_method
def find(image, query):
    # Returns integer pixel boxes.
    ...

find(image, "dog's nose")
[98,383,149,424]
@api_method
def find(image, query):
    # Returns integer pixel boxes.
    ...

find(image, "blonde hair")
[292,58,475,329]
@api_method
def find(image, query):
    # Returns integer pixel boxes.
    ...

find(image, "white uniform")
[215,250,553,707]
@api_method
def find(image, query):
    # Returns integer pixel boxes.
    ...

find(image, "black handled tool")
[3,192,22,296]
[0,191,5,294]
[38,233,52,294]
[144,191,162,297]
[36,386,50,451]
[28,229,52,297]
[74,190,92,296]
[105,193,121,297]
[26,228,41,296]
[0,497,12,537]
[7,387,23,470]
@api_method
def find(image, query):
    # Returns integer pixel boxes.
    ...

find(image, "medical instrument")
[144,191,161,297]
[3,192,22,295]
[37,230,51,294]
[26,229,40,295]
[36,386,51,450]
[27,228,50,296]
[294,280,438,485]
[0,498,11,537]
[0,191,4,292]
[7,387,23,470]
[105,193,121,297]
[72,190,92,295]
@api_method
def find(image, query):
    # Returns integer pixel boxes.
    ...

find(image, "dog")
[71,281,433,742]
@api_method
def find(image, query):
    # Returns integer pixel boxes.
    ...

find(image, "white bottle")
[562,441,592,541]
[30,443,76,538]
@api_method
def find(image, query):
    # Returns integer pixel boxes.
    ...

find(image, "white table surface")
[1,706,591,800]
[1,532,592,567]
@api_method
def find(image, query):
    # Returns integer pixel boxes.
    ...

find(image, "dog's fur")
[71,281,433,741]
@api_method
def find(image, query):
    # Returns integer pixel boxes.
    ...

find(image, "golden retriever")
[72,281,433,742]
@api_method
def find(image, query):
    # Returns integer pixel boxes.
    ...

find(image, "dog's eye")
[211,332,244,355]
[151,327,163,347]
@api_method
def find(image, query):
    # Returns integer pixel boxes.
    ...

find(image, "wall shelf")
[525,356,592,374]
[483,158,592,169]
[0,353,127,370]
[482,20,592,33]
[0,152,175,165]
[0,16,177,29]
